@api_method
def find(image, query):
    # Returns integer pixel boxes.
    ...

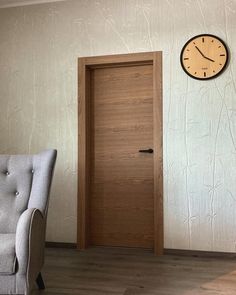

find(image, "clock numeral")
[184,58,189,60]
[204,72,206,77]
[202,37,204,43]
[220,54,225,56]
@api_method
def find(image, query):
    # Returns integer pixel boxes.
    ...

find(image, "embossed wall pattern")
[0,0,236,252]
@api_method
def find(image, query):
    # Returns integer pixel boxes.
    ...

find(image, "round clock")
[180,34,229,80]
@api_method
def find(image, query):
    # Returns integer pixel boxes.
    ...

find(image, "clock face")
[180,34,229,80]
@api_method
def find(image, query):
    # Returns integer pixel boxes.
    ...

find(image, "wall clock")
[180,34,229,80]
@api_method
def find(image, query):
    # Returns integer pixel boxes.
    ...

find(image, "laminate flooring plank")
[31,247,236,295]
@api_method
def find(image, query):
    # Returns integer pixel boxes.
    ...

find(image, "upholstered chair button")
[5,171,10,175]
[31,169,34,173]
[15,191,19,196]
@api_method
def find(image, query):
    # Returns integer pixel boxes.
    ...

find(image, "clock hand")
[195,46,215,62]
[195,46,205,58]
[203,56,215,62]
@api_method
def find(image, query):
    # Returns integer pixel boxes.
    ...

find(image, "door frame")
[78,52,163,255]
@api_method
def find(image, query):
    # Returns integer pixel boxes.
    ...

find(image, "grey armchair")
[0,149,57,295]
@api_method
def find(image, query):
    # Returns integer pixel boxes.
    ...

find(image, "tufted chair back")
[0,150,57,234]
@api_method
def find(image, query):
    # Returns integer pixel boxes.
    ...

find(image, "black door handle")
[139,148,153,153]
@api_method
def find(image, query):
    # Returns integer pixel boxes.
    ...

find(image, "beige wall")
[0,0,236,252]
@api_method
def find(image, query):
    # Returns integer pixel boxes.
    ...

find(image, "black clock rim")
[180,34,229,80]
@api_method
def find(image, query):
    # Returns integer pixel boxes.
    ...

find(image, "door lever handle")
[139,148,153,153]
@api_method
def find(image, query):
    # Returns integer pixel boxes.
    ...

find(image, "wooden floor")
[32,247,236,295]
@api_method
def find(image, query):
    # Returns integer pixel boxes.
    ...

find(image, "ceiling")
[0,0,67,8]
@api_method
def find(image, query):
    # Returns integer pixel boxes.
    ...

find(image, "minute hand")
[195,46,215,62]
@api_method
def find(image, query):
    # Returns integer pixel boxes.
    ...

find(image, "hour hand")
[203,56,215,63]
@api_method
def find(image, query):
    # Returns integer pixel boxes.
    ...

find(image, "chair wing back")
[28,150,57,215]
[0,150,57,234]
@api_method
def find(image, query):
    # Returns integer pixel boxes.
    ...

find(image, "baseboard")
[45,241,77,249]
[164,248,236,258]
[45,243,236,258]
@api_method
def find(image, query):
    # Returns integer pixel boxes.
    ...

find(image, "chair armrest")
[16,208,46,284]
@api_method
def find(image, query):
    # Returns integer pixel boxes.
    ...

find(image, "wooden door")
[78,52,163,254]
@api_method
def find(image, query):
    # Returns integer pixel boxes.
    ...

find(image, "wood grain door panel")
[90,64,154,248]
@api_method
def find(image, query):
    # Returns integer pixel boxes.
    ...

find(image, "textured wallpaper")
[0,0,236,252]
